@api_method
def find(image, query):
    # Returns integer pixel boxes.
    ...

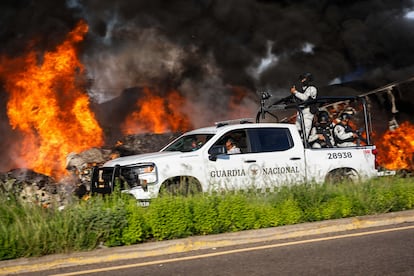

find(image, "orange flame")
[376,121,414,170]
[0,20,103,179]
[121,87,192,134]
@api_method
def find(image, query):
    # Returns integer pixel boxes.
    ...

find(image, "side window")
[211,130,248,154]
[247,128,293,152]
[163,134,214,152]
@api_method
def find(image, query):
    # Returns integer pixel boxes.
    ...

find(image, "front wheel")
[159,176,202,197]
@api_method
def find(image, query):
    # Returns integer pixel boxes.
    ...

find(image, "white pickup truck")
[91,120,377,200]
[91,96,380,201]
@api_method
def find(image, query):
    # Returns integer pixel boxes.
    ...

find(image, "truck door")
[206,127,306,193]
[245,127,306,189]
[206,129,253,192]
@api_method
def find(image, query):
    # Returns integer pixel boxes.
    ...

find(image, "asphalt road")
[2,210,414,275]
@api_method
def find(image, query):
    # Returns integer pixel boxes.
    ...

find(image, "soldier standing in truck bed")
[290,72,318,139]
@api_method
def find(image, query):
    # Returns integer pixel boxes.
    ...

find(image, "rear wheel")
[159,176,202,197]
[325,168,359,184]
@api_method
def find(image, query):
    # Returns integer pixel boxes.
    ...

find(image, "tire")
[325,168,360,184]
[159,176,202,197]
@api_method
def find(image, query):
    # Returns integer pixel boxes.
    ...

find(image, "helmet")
[299,72,313,82]
[340,112,352,120]
[343,107,355,116]
[318,111,329,124]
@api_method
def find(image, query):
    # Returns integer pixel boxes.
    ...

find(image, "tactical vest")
[334,123,355,144]
[312,125,333,147]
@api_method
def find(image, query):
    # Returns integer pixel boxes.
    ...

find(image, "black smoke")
[2,1,414,100]
[80,1,414,87]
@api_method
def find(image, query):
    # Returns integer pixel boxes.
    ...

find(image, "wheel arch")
[159,175,203,196]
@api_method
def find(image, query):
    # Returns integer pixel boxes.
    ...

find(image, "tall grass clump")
[0,191,142,260]
[0,195,27,260]
[62,193,129,248]
[344,177,414,214]
[0,193,83,259]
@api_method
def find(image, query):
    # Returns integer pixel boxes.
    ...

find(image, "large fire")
[0,21,103,179]
[376,121,414,171]
[121,87,192,134]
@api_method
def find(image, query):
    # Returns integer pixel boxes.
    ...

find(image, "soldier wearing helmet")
[333,111,358,147]
[308,111,334,148]
[290,72,318,139]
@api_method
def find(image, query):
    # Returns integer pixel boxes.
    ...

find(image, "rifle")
[271,94,296,106]
[321,128,334,148]
[315,125,333,148]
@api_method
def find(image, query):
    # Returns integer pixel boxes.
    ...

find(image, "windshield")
[162,134,214,152]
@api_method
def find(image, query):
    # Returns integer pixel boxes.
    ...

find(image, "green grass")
[1,176,414,260]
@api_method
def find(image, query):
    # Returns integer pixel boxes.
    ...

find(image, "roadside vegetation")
[1,176,414,261]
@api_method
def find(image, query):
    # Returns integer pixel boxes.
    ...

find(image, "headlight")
[120,163,158,191]
[137,164,157,185]
[138,164,155,174]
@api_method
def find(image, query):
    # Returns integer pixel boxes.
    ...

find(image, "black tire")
[325,168,359,184]
[256,110,279,123]
[159,176,202,197]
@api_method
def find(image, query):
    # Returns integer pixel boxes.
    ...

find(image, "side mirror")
[208,145,226,161]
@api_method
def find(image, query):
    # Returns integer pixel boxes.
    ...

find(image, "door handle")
[290,157,301,160]
[244,160,256,163]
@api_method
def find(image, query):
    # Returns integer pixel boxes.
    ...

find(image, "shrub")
[319,194,353,219]
[252,202,280,228]
[216,193,257,232]
[145,196,193,240]
[274,197,303,225]
[190,194,221,235]
[121,199,148,245]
